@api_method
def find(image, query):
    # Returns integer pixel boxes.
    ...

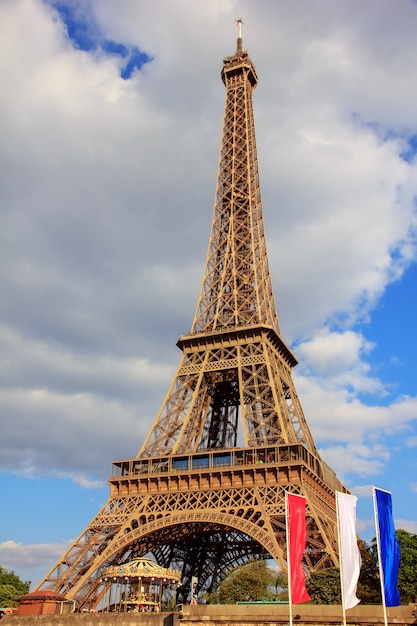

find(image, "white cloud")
[1,0,416,492]
[356,518,375,538]
[319,443,390,479]
[294,329,380,396]
[294,372,417,444]
[394,519,417,534]
[350,484,373,498]
[0,386,153,479]
[61,473,106,489]
[0,539,71,570]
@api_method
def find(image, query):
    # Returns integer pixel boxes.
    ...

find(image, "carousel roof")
[16,590,69,602]
[103,558,181,582]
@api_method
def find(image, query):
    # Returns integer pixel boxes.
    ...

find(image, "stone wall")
[2,604,416,626]
[1,613,175,626]
[181,603,415,625]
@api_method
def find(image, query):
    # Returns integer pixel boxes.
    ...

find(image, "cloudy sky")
[1,0,417,587]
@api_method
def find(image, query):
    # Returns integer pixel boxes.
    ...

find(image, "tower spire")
[236,17,243,55]
[193,22,277,336]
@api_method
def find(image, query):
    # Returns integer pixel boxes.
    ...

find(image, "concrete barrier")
[181,603,415,624]
[2,603,416,625]
[2,614,174,626]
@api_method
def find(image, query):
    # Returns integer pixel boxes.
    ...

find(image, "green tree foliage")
[306,568,341,605]
[207,561,279,604]
[0,566,30,607]
[370,530,417,604]
[272,571,288,601]
[306,540,381,605]
[206,531,417,606]
[396,530,417,603]
[307,532,417,606]
[356,538,381,604]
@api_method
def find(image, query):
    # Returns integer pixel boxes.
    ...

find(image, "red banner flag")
[286,492,311,605]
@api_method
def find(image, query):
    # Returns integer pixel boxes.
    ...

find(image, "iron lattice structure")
[38,24,348,609]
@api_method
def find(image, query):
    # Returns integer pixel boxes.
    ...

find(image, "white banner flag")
[336,492,361,610]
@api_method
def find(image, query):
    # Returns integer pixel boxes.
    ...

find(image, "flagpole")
[336,492,347,626]
[285,491,293,626]
[373,486,388,626]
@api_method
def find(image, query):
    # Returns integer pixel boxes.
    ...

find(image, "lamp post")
[113,577,117,612]
[124,576,129,612]
[104,578,110,612]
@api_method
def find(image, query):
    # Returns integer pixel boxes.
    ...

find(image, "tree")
[272,571,288,601]
[356,538,381,604]
[207,561,279,604]
[396,530,417,603]
[306,568,341,604]
[306,540,381,605]
[0,566,30,607]
[307,532,417,606]
[370,529,417,604]
[205,531,417,606]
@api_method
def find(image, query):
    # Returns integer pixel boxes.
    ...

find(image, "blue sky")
[51,1,152,79]
[1,0,416,587]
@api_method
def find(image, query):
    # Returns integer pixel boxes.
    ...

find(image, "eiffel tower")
[38,21,348,609]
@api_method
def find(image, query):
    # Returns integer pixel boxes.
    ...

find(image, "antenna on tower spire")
[236,18,243,55]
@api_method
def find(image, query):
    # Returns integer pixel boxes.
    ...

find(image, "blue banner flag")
[374,488,401,607]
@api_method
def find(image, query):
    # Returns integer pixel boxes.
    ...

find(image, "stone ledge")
[2,604,416,626]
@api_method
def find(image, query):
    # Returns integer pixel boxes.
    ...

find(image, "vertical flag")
[374,488,401,607]
[286,492,311,604]
[336,492,361,610]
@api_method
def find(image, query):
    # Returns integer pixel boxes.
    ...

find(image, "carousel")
[100,558,181,613]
